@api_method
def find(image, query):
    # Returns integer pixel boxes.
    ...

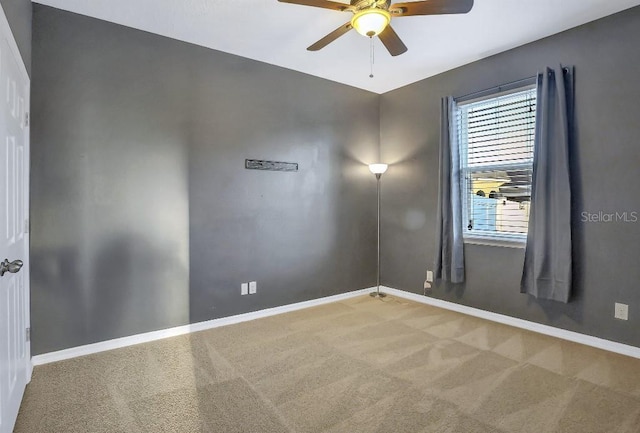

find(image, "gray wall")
[32,3,640,355]
[380,6,640,347]
[31,5,379,354]
[0,0,31,74]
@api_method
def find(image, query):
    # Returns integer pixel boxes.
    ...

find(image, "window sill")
[463,236,526,249]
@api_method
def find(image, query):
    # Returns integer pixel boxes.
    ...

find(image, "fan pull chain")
[369,36,375,78]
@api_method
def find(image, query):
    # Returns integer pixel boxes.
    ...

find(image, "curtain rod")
[454,75,537,102]
[455,67,572,102]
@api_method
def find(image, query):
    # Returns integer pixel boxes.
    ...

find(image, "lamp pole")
[368,164,388,298]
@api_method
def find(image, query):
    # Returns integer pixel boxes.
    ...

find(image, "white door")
[0,6,30,433]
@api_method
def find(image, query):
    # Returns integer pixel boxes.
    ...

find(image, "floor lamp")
[369,163,388,298]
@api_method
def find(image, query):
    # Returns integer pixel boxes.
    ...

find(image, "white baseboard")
[33,285,640,366]
[381,286,640,360]
[32,287,373,366]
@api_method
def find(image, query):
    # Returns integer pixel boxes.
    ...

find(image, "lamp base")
[369,291,387,298]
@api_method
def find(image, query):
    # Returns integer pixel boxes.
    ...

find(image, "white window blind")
[456,86,537,243]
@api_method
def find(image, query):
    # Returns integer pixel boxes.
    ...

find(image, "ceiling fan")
[278,0,474,56]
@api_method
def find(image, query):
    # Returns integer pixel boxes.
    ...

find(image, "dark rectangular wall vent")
[245,159,298,172]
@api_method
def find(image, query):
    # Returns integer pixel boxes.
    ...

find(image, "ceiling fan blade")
[390,0,473,16]
[307,22,353,51]
[378,25,408,56]
[277,0,351,12]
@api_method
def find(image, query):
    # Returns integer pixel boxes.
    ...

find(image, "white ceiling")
[33,0,640,94]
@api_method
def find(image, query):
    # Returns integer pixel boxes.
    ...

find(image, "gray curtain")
[435,96,465,283]
[521,66,574,302]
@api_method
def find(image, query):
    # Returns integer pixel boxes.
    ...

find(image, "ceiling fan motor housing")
[350,0,390,8]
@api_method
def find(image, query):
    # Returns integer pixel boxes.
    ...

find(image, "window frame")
[455,83,537,248]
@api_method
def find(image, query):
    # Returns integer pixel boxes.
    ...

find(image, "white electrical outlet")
[249,281,257,294]
[426,270,434,283]
[241,283,249,296]
[614,303,628,320]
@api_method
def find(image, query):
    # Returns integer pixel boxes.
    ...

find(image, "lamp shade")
[369,163,388,175]
[351,9,391,37]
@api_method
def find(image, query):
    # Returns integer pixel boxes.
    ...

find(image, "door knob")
[0,259,23,276]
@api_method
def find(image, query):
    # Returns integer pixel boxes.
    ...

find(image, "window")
[455,85,537,245]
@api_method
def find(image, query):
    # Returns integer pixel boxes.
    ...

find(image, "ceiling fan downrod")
[369,36,375,78]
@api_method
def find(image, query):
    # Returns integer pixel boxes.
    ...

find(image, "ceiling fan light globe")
[351,9,391,37]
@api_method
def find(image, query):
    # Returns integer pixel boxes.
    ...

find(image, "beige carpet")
[15,295,640,433]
